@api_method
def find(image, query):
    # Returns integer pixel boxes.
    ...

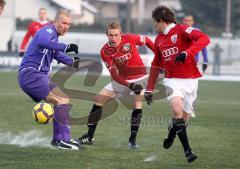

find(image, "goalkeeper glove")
[128,83,143,95]
[66,44,78,54]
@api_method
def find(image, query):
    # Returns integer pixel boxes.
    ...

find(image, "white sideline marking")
[0,129,51,147]
[144,155,157,162]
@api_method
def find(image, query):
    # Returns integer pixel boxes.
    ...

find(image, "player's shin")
[53,104,71,141]
[87,104,102,138]
[174,118,191,152]
[129,109,142,142]
[167,118,177,139]
[163,118,177,149]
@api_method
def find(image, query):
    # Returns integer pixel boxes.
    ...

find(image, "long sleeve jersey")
[19,24,73,74]
[146,23,210,91]
[101,34,156,86]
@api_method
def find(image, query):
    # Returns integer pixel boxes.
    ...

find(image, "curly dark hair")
[152,6,176,23]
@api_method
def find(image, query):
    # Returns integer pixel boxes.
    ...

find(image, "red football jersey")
[101,34,155,86]
[147,24,210,91]
[20,21,48,51]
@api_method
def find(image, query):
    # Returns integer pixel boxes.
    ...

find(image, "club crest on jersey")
[120,43,131,53]
[185,27,194,34]
[171,34,177,43]
[46,28,53,33]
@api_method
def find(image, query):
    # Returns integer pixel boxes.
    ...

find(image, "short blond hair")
[105,21,122,34]
[54,10,71,21]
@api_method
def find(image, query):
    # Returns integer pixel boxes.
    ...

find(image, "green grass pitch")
[0,72,240,169]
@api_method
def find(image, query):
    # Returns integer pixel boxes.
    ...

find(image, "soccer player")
[0,0,6,15]
[19,8,49,57]
[78,21,156,149]
[183,15,208,73]
[18,10,81,150]
[144,6,210,162]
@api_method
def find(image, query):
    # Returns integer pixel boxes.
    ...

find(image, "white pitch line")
[144,155,157,162]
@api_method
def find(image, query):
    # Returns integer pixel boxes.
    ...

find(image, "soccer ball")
[32,103,54,124]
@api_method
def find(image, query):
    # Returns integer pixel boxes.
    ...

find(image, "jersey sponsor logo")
[114,53,131,64]
[171,34,177,43]
[46,28,53,33]
[120,43,131,53]
[162,47,179,59]
[185,27,194,34]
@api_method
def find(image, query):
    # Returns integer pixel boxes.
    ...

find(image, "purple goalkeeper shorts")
[18,67,57,102]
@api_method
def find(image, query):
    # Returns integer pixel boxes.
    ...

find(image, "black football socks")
[174,118,192,153]
[129,109,142,142]
[87,104,102,138]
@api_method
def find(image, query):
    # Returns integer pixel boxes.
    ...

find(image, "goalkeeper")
[18,10,81,150]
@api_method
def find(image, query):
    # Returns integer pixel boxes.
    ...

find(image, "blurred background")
[0,0,240,76]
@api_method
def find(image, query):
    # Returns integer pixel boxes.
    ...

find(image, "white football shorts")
[104,75,148,97]
[163,78,198,117]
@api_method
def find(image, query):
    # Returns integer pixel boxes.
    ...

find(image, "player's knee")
[57,96,70,105]
[183,112,191,122]
[94,94,101,103]
[173,106,182,113]
[171,97,183,108]
[172,105,183,116]
[133,101,142,109]
[94,94,107,105]
[134,94,144,102]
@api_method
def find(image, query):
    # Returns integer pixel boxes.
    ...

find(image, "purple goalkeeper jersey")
[19,24,73,74]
